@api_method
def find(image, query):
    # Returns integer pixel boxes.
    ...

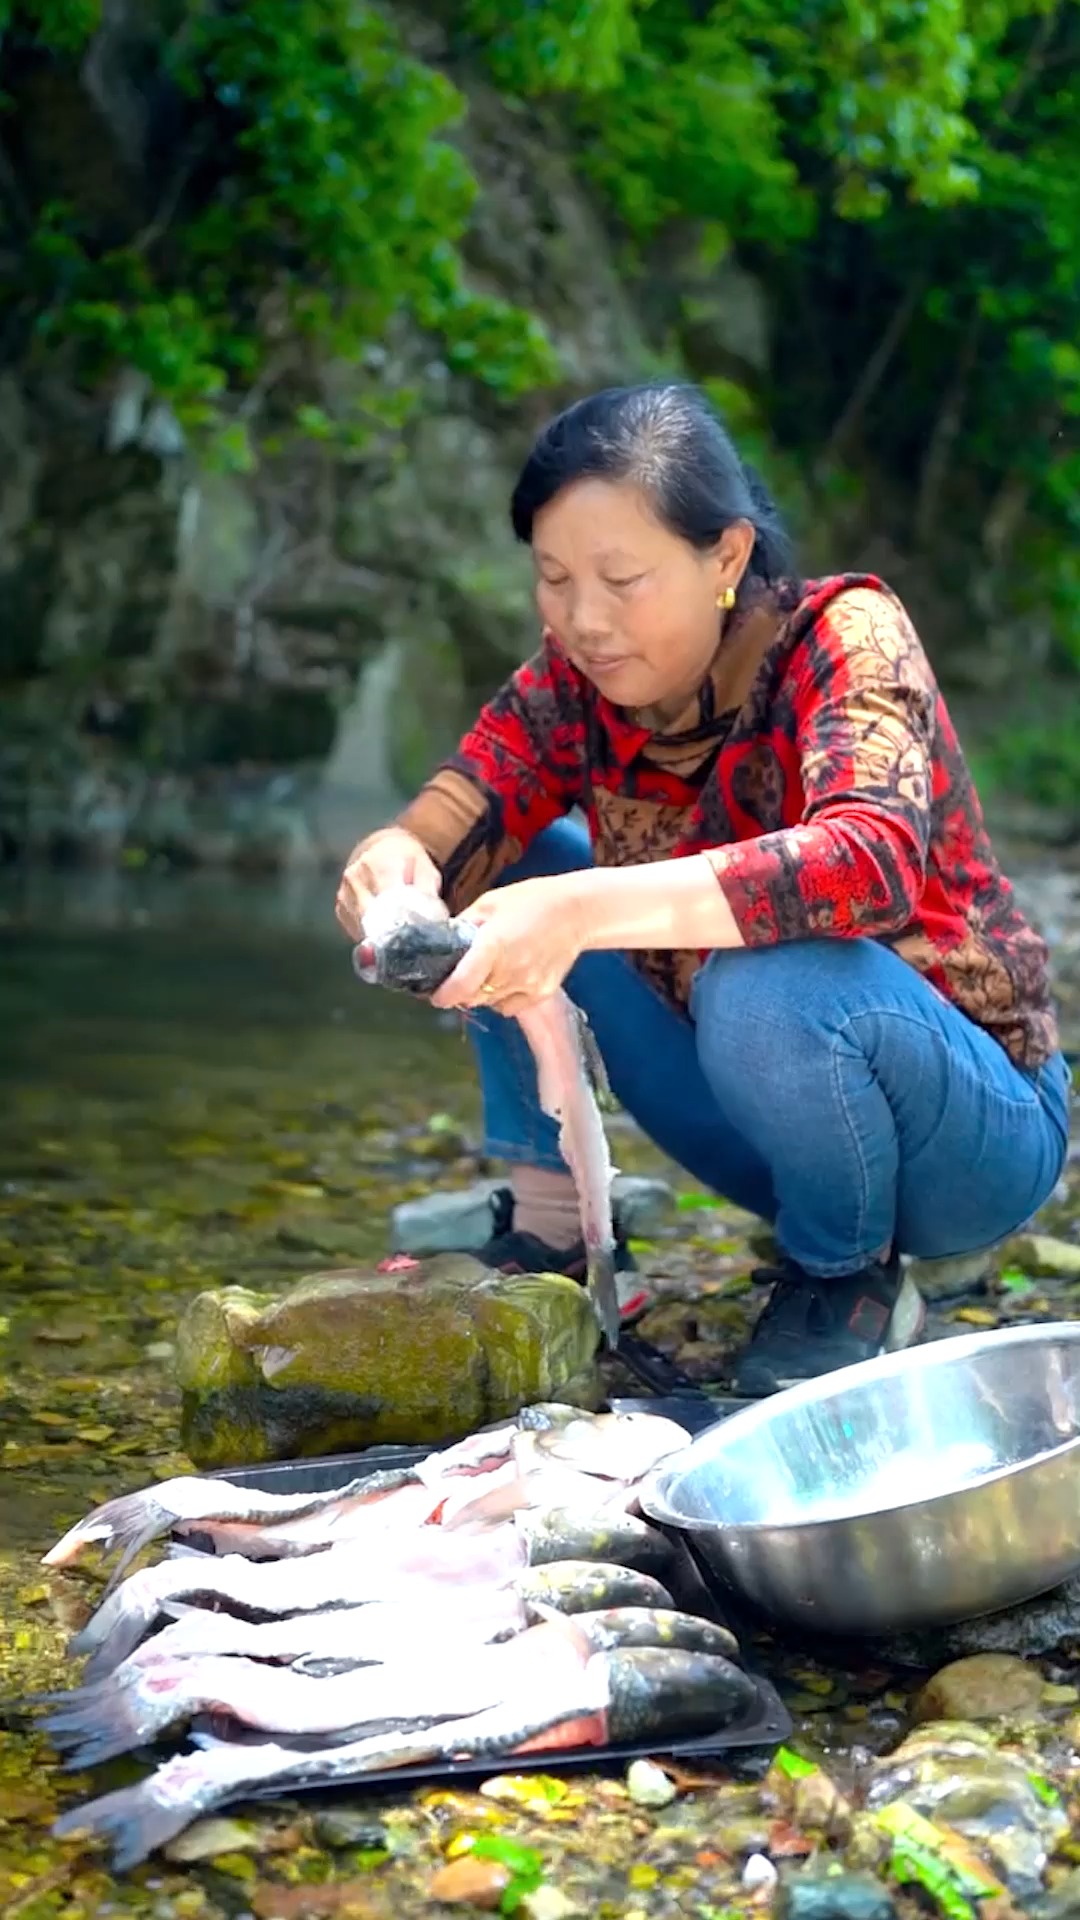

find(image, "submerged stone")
[775,1868,898,1919]
[882,1573,1080,1664]
[915,1653,1046,1723]
[175,1254,603,1468]
[865,1720,1068,1901]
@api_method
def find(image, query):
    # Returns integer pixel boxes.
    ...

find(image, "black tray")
[205,1389,742,1500]
[200,1427,791,1790]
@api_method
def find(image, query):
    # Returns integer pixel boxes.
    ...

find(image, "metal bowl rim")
[639,1319,1080,1537]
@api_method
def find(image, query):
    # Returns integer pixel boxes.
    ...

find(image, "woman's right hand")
[334,828,442,941]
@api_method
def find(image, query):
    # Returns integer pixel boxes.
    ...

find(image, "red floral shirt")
[400,573,1057,1069]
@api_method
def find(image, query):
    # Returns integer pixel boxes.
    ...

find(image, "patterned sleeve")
[709,586,936,944]
[395,640,585,913]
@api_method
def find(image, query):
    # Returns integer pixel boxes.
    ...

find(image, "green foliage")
[972,708,1080,815]
[0,0,100,50]
[6,0,559,459]
[6,0,1080,670]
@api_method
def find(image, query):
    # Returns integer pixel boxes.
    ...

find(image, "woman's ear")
[715,518,756,592]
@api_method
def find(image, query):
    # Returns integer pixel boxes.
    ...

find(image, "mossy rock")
[175,1254,603,1469]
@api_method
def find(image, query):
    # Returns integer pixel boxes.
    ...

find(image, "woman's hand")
[334,828,441,941]
[430,874,586,1017]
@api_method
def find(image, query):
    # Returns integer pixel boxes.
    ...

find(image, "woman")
[335,382,1071,1397]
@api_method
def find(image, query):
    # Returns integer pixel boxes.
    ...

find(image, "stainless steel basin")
[638,1322,1080,1637]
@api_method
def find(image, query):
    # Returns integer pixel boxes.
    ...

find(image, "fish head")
[603,1644,755,1742]
[533,1411,691,1479]
[352,886,473,997]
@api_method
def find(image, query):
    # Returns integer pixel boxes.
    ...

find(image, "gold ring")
[481,983,495,998]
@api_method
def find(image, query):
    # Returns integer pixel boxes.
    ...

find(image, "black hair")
[510,381,796,586]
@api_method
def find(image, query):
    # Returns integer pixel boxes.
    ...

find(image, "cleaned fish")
[53,1646,756,1867]
[67,1532,531,1680]
[517,996,620,1350]
[531,1412,690,1482]
[30,1590,520,1699]
[354,888,621,1348]
[41,1607,743,1768]
[321,1411,687,1534]
[67,1509,677,1682]
[42,1467,424,1586]
[41,1404,675,1574]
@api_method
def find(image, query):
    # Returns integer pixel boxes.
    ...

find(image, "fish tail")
[586,1246,620,1350]
[67,1564,177,1676]
[53,1743,292,1871]
[54,1778,191,1874]
[42,1490,172,1575]
[40,1661,190,1769]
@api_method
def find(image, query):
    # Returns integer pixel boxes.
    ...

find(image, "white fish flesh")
[53,1647,756,1868]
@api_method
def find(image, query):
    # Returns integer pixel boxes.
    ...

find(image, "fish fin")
[571,1006,618,1114]
[587,1247,621,1351]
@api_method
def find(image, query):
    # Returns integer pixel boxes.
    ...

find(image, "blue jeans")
[467,819,1072,1276]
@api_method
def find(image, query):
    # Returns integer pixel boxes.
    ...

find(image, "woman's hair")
[510,381,795,586]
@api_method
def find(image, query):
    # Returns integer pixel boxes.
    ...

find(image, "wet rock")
[1031,1868,1080,1918]
[1004,1233,1080,1278]
[163,1816,264,1862]
[742,1852,778,1894]
[428,1852,511,1907]
[519,1892,583,1920]
[904,1249,997,1300]
[882,1574,1080,1663]
[914,1653,1046,1722]
[175,1255,602,1467]
[865,1721,1068,1901]
[789,1767,853,1840]
[774,1869,898,1919]
[626,1758,677,1807]
[313,1809,390,1850]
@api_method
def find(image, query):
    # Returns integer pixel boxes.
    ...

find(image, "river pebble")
[915,1652,1046,1721]
[625,1758,677,1807]
[775,1869,899,1919]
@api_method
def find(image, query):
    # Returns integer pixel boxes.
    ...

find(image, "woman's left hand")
[430,875,586,1017]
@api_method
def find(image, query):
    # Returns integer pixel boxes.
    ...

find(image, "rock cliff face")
[1,4,791,871]
[0,1,688,870]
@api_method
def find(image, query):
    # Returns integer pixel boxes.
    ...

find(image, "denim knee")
[689,940,885,1097]
[495,816,593,888]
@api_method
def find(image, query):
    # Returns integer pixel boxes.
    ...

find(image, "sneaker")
[730,1252,925,1397]
[474,1189,651,1327]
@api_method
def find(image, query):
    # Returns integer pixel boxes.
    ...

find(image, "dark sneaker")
[476,1188,651,1327]
[730,1252,925,1397]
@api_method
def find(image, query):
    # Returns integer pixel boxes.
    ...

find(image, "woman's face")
[532,477,753,714]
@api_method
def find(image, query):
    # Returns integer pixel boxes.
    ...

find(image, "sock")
[509,1166,581,1251]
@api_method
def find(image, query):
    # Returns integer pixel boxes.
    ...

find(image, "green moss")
[176,1256,601,1467]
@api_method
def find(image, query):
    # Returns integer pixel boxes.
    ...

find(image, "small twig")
[817,274,926,475]
[913,305,984,546]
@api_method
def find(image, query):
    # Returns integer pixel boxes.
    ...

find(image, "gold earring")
[717,585,736,611]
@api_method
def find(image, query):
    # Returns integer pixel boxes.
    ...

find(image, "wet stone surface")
[0,857,1079,1917]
